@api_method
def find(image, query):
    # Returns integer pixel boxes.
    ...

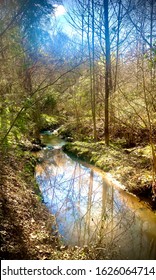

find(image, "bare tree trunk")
[104,0,111,145]
[150,0,154,83]
[114,0,121,92]
[87,0,97,141]
[91,0,97,141]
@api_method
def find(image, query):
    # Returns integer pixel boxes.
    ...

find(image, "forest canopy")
[0,0,156,167]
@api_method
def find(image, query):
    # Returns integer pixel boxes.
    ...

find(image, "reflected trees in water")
[36,149,136,250]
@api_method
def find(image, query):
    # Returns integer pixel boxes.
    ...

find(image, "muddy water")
[35,134,156,259]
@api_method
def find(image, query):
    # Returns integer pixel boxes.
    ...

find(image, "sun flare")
[54,5,66,17]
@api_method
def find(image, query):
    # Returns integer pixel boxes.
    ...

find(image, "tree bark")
[104,0,111,145]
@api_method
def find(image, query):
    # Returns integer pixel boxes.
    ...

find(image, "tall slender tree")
[104,0,111,145]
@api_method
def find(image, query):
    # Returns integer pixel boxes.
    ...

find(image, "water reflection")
[35,137,156,259]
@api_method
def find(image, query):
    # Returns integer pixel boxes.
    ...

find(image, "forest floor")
[0,149,118,260]
[64,140,156,210]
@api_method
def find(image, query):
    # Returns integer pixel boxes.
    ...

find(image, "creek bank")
[19,138,46,152]
[0,149,118,260]
[63,141,156,210]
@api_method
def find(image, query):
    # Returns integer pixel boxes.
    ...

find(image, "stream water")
[35,133,156,259]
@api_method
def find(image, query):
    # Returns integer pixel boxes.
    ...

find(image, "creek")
[35,132,156,259]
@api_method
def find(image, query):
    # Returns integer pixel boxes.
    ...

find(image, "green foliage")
[40,114,59,129]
